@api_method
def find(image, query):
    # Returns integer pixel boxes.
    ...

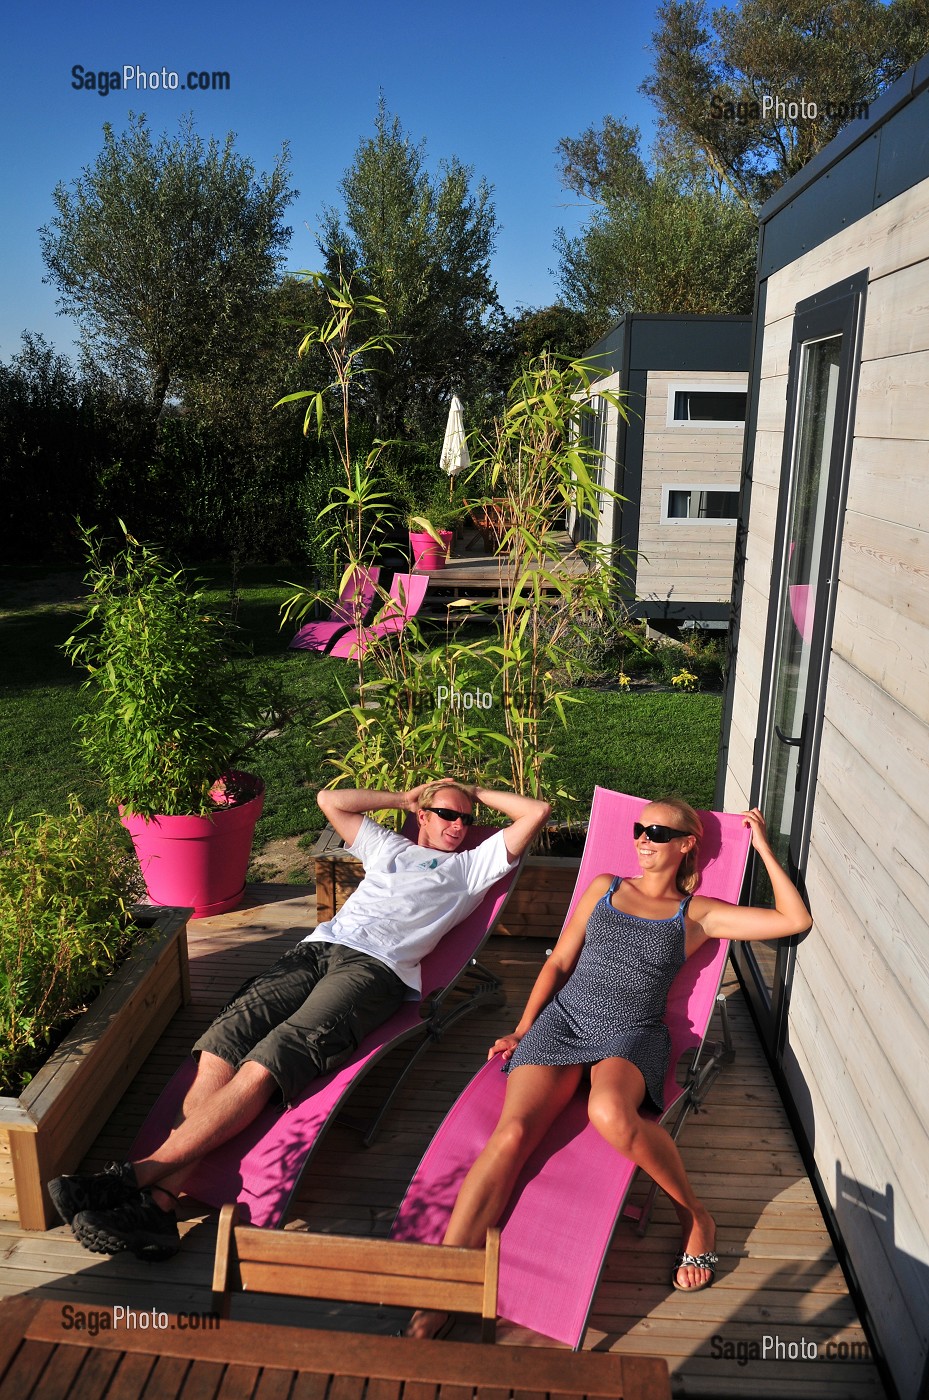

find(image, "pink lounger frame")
[131,823,520,1229]
[392,786,752,1348]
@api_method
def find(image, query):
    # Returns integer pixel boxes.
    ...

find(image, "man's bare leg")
[131,1059,277,1209]
[134,1052,238,1210]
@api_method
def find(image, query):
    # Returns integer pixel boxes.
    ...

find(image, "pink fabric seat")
[289,567,381,652]
[327,573,429,659]
[392,786,752,1347]
[130,822,520,1229]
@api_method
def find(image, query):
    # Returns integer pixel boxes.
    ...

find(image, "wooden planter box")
[313,825,580,940]
[0,905,191,1230]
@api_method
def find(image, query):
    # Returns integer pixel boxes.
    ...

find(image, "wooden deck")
[0,886,886,1399]
[418,526,582,617]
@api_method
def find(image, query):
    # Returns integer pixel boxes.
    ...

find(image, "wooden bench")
[212,1203,501,1342]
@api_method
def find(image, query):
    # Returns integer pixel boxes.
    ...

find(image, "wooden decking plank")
[0,1338,53,1398]
[253,1368,300,1400]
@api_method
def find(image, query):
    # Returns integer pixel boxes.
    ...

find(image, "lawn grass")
[1,565,723,850]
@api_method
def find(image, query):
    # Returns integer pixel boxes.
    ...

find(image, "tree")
[0,333,156,560]
[555,119,757,326]
[554,0,929,326]
[506,304,597,363]
[40,112,295,414]
[642,0,929,209]
[319,101,501,439]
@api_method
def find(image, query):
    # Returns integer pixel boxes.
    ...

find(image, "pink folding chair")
[392,786,752,1347]
[327,573,429,659]
[130,823,521,1229]
[289,566,381,652]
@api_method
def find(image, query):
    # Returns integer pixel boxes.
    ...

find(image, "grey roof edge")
[757,53,929,225]
[591,313,752,334]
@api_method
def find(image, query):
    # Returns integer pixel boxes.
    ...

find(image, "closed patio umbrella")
[440,394,470,480]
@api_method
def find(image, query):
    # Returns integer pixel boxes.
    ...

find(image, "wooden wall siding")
[635,371,745,603]
[785,791,929,1395]
[724,170,929,1398]
[846,437,929,532]
[860,259,929,360]
[856,348,929,441]
[762,178,929,326]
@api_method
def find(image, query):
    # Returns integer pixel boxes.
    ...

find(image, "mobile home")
[579,313,751,625]
[718,56,929,1400]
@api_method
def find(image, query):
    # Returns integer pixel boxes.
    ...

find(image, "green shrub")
[63,524,279,817]
[0,801,143,1093]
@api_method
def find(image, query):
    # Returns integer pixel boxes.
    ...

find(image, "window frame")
[660,482,741,525]
[665,379,748,429]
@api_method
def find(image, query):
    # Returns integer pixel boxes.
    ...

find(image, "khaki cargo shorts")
[193,941,406,1104]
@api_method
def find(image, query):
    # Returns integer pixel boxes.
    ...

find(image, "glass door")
[734,274,866,1055]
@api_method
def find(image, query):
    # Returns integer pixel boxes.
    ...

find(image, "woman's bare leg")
[406,1062,583,1337]
[587,1057,715,1290]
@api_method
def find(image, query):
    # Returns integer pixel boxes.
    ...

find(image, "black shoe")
[72,1190,181,1262]
[48,1162,139,1227]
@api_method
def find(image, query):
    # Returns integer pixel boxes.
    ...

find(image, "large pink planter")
[120,775,265,919]
[409,529,452,570]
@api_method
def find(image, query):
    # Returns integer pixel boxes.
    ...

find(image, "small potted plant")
[63,524,280,918]
[406,478,468,570]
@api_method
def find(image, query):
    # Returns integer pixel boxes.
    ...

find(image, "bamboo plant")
[460,353,633,802]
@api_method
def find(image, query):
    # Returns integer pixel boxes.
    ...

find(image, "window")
[674,389,747,422]
[572,394,609,544]
[662,485,740,523]
[666,380,748,427]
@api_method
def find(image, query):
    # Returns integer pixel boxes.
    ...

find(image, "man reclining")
[49,780,550,1260]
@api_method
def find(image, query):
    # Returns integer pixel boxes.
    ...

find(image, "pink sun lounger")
[327,572,429,659]
[130,823,521,1229]
[289,566,381,653]
[392,786,752,1348]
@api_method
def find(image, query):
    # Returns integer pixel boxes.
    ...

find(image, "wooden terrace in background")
[0,884,885,1399]
[416,523,583,619]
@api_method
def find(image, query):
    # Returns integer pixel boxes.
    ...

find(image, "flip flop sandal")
[671,1250,719,1292]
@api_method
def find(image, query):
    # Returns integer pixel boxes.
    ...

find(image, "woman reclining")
[407,797,812,1337]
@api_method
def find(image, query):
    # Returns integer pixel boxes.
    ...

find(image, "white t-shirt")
[302,816,513,992]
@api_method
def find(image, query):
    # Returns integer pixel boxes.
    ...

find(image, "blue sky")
[0,0,661,365]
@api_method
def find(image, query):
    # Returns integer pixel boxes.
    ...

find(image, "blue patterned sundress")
[505,876,689,1111]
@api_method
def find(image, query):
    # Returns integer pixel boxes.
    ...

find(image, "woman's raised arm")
[691,809,812,943]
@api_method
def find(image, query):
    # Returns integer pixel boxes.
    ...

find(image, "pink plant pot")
[409,529,452,570]
[120,772,265,919]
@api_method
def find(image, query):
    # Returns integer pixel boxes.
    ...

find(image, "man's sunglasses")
[423,806,475,826]
[633,822,691,843]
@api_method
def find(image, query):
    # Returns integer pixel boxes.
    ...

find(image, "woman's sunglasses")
[633,822,691,843]
[423,806,475,826]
